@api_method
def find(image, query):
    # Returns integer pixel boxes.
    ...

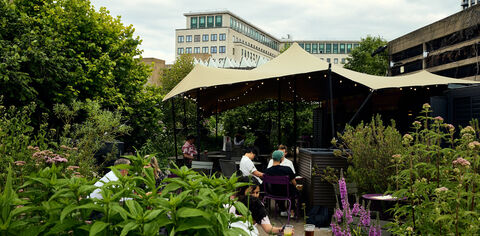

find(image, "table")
[362,194,405,202]
[207,154,227,158]
[362,194,405,220]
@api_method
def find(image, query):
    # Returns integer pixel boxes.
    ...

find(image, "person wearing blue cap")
[264,150,298,217]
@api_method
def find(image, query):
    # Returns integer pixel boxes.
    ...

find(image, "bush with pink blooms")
[388,104,480,235]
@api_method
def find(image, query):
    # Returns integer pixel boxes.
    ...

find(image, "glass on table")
[283,225,294,236]
[304,224,315,236]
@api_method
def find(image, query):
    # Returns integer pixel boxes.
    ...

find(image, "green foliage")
[344,35,388,76]
[160,55,194,95]
[333,115,404,193]
[0,161,251,235]
[388,105,480,235]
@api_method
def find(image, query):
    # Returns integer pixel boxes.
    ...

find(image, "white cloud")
[90,0,460,63]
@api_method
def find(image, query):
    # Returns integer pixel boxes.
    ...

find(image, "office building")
[175,10,359,68]
[388,4,480,80]
[462,0,479,10]
[141,58,166,86]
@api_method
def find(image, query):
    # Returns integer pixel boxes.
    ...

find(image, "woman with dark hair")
[231,176,287,235]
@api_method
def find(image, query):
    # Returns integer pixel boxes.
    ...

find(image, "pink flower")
[445,124,455,132]
[67,166,80,171]
[435,187,448,193]
[453,157,470,167]
[412,121,421,127]
[434,116,444,122]
[14,161,26,166]
[422,103,431,109]
[468,141,480,150]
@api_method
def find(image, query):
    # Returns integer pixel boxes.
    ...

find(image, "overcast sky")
[90,0,459,64]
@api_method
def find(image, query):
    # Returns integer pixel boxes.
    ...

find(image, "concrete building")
[388,4,480,80]
[141,58,166,86]
[175,10,359,67]
[462,0,479,10]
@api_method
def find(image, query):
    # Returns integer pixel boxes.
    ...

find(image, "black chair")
[219,159,237,178]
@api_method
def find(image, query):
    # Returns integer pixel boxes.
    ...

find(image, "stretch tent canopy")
[163,43,480,113]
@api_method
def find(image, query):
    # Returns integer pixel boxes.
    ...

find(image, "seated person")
[264,150,298,217]
[239,147,263,184]
[90,158,131,200]
[233,133,245,147]
[267,144,295,174]
[230,177,287,235]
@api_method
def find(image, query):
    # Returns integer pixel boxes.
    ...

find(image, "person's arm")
[291,178,297,186]
[183,153,194,159]
[252,170,263,178]
[261,224,282,234]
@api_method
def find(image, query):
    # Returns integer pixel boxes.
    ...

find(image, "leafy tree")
[0,0,149,116]
[344,35,388,76]
[160,54,195,95]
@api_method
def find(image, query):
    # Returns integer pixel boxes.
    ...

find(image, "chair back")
[191,161,214,176]
[263,175,291,198]
[219,159,237,178]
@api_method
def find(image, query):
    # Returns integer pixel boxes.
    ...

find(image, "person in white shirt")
[89,158,131,200]
[267,144,295,174]
[239,147,263,184]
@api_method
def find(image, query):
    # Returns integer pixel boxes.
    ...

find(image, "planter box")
[298,148,348,208]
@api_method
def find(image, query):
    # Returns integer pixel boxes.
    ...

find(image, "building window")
[186,35,192,42]
[186,47,192,54]
[207,16,214,28]
[327,58,331,63]
[312,44,318,54]
[326,44,331,53]
[319,44,325,54]
[199,16,205,28]
[347,44,352,53]
[194,47,200,54]
[194,35,200,42]
[190,17,198,29]
[233,48,235,55]
[354,43,359,48]
[211,46,217,53]
[219,46,226,53]
[334,58,338,64]
[177,36,184,43]
[340,44,346,54]
[202,47,208,53]
[305,43,311,53]
[215,16,222,27]
[211,34,217,41]
[202,34,209,42]
[219,33,226,41]
[333,44,338,54]
[341,58,346,64]
[299,43,304,49]
[177,48,184,54]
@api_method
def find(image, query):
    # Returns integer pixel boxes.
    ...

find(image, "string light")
[339,80,342,83]
[308,76,311,79]
[400,88,403,91]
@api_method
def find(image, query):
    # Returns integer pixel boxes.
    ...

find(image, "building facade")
[388,4,480,80]
[175,10,359,67]
[141,58,166,87]
[462,0,479,10]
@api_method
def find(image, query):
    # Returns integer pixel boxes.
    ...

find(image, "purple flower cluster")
[331,177,381,236]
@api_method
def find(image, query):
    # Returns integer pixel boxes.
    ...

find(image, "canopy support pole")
[277,80,282,145]
[328,64,335,139]
[293,78,298,166]
[183,96,187,133]
[196,89,201,156]
[215,100,219,148]
[346,90,375,128]
[171,99,178,161]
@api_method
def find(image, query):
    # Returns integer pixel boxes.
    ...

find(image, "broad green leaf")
[144,209,162,221]
[60,204,78,222]
[177,207,208,218]
[233,201,249,216]
[176,217,212,231]
[89,221,109,236]
[120,221,138,236]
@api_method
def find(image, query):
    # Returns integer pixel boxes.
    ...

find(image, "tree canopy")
[0,0,150,112]
[344,35,388,76]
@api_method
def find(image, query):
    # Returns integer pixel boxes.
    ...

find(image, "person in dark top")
[264,150,298,217]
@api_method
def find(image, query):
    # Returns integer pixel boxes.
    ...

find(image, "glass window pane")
[211,34,217,41]
[194,47,200,53]
[190,17,198,29]
[202,34,208,42]
[347,44,352,53]
[177,48,183,54]
[340,44,345,54]
[299,43,304,49]
[305,43,311,53]
[186,47,192,54]
[194,35,200,42]
[207,16,214,28]
[199,16,205,28]
[186,35,192,42]
[341,58,346,64]
[333,44,338,54]
[326,58,331,63]
[326,44,331,53]
[215,16,222,27]
[210,46,217,53]
[319,43,324,53]
[334,58,338,64]
[202,47,208,53]
[177,36,184,43]
[312,44,318,54]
